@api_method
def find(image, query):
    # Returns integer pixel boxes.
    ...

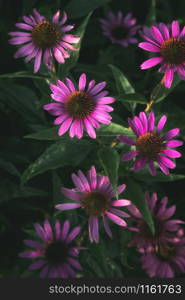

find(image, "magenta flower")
[141,238,185,278]
[118,111,183,175]
[100,11,139,47]
[43,73,115,139]
[9,9,80,72]
[139,21,185,88]
[19,220,83,278]
[55,166,131,243]
[127,192,184,252]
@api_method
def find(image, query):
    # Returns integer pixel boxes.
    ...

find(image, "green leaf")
[58,13,92,77]
[25,122,134,140]
[65,0,110,18]
[97,123,134,137]
[108,64,136,112]
[21,139,94,183]
[117,93,147,104]
[134,171,185,182]
[0,82,45,125]
[0,158,20,177]
[0,71,46,80]
[98,147,119,193]
[146,0,156,25]
[150,75,181,103]
[125,179,155,235]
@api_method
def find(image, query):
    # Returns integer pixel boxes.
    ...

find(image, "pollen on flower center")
[111,25,128,40]
[136,132,163,160]
[32,20,61,48]
[81,191,109,216]
[65,91,95,119]
[156,243,176,261]
[160,38,185,64]
[45,240,68,264]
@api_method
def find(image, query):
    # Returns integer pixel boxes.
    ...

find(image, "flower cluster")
[128,193,185,277]
[8,7,185,279]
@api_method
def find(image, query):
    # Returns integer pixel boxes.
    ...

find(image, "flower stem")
[145,80,164,112]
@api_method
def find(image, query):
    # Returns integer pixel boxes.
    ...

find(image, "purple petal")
[118,136,135,145]
[139,42,160,52]
[34,223,46,241]
[139,112,148,133]
[87,166,97,190]
[55,203,81,211]
[61,220,70,241]
[122,151,138,161]
[34,49,42,73]
[111,199,131,207]
[162,128,180,140]
[77,170,91,191]
[44,220,53,241]
[40,265,49,278]
[172,21,180,38]
[165,140,183,147]
[163,68,174,88]
[66,226,81,243]
[117,184,126,194]
[28,259,45,270]
[65,78,75,92]
[19,250,42,258]
[52,10,60,23]
[157,156,176,169]
[105,212,127,226]
[89,82,106,95]
[140,57,163,69]
[91,216,99,243]
[78,73,86,91]
[152,26,164,44]
[68,258,82,270]
[61,187,81,201]
[157,115,167,134]
[62,34,80,44]
[148,162,156,176]
[103,216,112,238]
[133,158,147,171]
[84,118,96,139]
[23,239,43,249]
[9,36,31,45]
[162,149,181,158]
[58,118,73,136]
[54,47,65,64]
[148,111,155,132]
[55,220,61,240]
[15,23,33,30]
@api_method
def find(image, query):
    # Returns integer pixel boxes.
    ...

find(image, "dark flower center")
[155,243,176,261]
[136,132,163,160]
[45,240,68,265]
[160,38,185,64]
[111,25,128,40]
[81,191,109,216]
[65,91,95,119]
[139,218,163,241]
[32,20,61,48]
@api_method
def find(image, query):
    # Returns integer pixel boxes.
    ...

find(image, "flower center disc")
[136,132,162,160]
[111,26,128,40]
[156,243,176,261]
[161,38,185,64]
[45,241,68,264]
[32,20,61,48]
[140,218,163,240]
[81,191,109,216]
[65,91,95,119]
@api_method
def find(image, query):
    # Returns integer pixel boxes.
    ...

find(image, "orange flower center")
[65,91,95,119]
[160,38,185,64]
[32,20,61,48]
[136,132,163,160]
[45,241,68,264]
[81,191,109,216]
[155,243,176,261]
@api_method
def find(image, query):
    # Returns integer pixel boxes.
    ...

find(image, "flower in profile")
[100,11,139,47]
[127,192,184,252]
[55,166,131,243]
[9,9,80,72]
[118,111,183,175]
[43,73,115,139]
[141,238,185,277]
[19,220,83,278]
[139,21,185,88]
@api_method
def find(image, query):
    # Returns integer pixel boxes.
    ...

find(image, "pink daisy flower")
[139,21,185,88]
[127,192,184,252]
[100,11,139,47]
[55,166,131,243]
[19,220,83,278]
[141,238,185,278]
[118,111,183,176]
[43,73,115,139]
[9,9,80,72]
